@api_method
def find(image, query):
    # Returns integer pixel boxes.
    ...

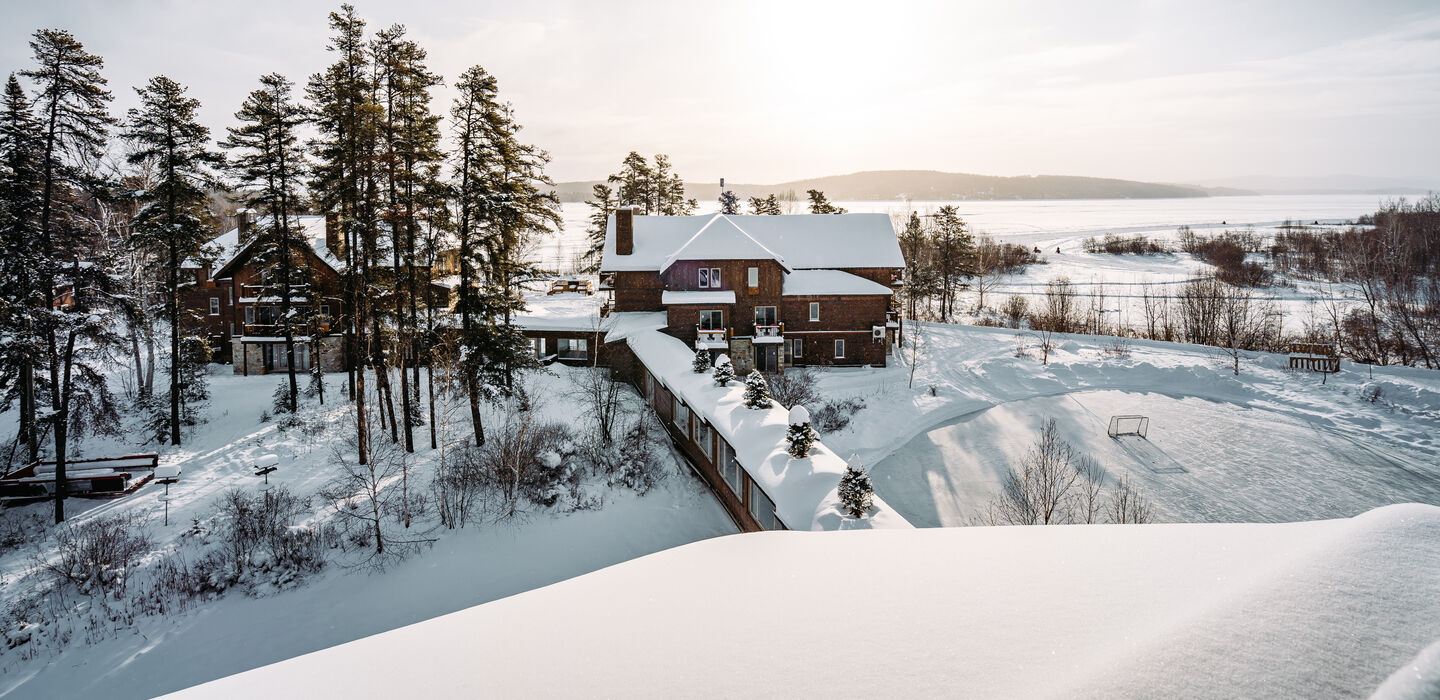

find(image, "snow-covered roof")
[512,289,607,333]
[599,311,667,343]
[782,269,893,297]
[625,328,910,531]
[661,290,737,305]
[172,503,1440,699]
[212,215,345,278]
[658,215,790,274]
[600,213,905,273]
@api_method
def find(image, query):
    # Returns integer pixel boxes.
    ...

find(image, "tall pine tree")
[222,73,309,414]
[21,29,116,523]
[0,75,46,465]
[124,75,223,446]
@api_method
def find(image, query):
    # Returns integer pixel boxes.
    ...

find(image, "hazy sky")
[1,0,1437,185]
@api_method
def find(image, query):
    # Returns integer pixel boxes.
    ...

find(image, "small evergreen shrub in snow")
[784,405,817,458]
[742,370,772,409]
[692,347,712,373]
[712,354,735,386]
[838,457,875,518]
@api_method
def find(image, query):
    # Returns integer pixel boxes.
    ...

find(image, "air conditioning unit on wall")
[872,326,885,340]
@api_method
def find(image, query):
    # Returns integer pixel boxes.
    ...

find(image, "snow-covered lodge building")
[597,209,905,370]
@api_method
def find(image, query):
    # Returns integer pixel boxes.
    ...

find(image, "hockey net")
[1107,415,1150,438]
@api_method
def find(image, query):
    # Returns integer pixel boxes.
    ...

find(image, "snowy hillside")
[172,504,1440,699]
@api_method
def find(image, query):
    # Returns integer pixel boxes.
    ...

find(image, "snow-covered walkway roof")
[661,290,736,305]
[601,213,905,272]
[625,328,910,531]
[171,504,1440,699]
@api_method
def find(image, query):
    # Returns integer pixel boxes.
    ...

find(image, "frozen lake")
[537,193,1405,272]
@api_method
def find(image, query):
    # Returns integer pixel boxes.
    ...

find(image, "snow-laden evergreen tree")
[222,73,309,414]
[839,454,875,518]
[931,205,977,321]
[580,182,616,273]
[307,2,376,463]
[712,353,734,386]
[604,151,696,215]
[21,29,118,523]
[742,370,771,409]
[124,75,223,446]
[806,189,847,214]
[748,194,781,215]
[692,347,711,373]
[785,404,817,458]
[718,189,740,215]
[0,74,46,464]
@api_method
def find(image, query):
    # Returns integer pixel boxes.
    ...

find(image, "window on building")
[835,339,845,358]
[754,306,776,326]
[749,481,781,530]
[532,337,546,358]
[245,307,255,325]
[747,266,758,289]
[209,297,220,315]
[699,310,724,330]
[226,287,233,305]
[698,267,710,288]
[710,267,721,287]
[695,420,712,459]
[788,338,803,362]
[809,302,820,321]
[319,304,330,318]
[557,337,587,359]
[673,398,690,438]
[719,440,742,495]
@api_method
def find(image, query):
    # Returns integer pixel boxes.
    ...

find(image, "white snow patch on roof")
[513,290,606,333]
[599,311,667,343]
[624,328,909,531]
[172,504,1440,699]
[600,213,904,272]
[661,290,736,305]
[782,269,893,296]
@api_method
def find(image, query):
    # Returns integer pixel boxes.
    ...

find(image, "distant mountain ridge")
[554,169,1250,203]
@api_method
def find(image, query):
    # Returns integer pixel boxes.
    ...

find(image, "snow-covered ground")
[0,367,736,699]
[808,323,1440,527]
[171,503,1440,699]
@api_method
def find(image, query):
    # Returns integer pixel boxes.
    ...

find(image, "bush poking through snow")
[692,348,711,374]
[768,367,821,409]
[38,513,151,596]
[838,456,875,518]
[742,370,772,409]
[785,405,817,458]
[813,396,866,434]
[712,354,734,386]
[985,418,1153,526]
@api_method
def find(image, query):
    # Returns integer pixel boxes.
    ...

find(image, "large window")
[699,267,722,288]
[749,481,781,530]
[699,310,724,330]
[557,338,587,360]
[809,302,820,321]
[787,338,803,363]
[718,441,742,495]
[532,337,547,358]
[695,419,713,459]
[747,267,759,289]
[754,306,777,326]
[673,398,690,438]
[835,339,845,358]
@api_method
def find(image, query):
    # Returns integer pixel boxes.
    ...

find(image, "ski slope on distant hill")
[171,504,1440,699]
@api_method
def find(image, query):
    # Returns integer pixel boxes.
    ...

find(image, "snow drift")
[170,504,1440,699]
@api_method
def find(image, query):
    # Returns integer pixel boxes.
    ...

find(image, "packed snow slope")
[173,504,1440,699]
[808,322,1440,527]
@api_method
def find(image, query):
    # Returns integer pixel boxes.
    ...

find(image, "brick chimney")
[236,209,254,244]
[615,206,635,256]
[325,211,344,258]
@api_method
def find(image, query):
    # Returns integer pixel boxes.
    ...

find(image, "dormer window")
[698,266,721,288]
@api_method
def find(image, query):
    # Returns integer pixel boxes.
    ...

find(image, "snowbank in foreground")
[170,504,1440,699]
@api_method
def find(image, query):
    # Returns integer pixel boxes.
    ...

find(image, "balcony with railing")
[696,326,729,349]
[890,270,904,287]
[753,323,784,344]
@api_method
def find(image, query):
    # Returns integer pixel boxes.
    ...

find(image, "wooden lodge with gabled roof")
[596,208,905,372]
